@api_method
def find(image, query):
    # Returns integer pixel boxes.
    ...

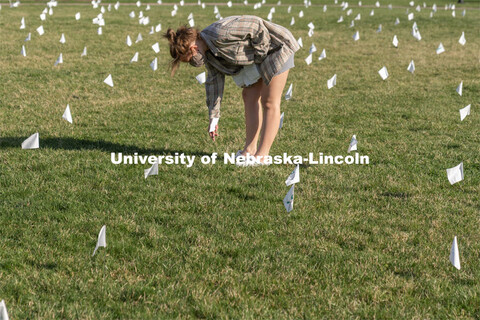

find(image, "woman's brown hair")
[163,26,200,76]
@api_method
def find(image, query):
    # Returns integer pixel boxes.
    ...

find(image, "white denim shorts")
[232,54,295,88]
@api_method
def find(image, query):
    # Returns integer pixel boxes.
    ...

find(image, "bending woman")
[164,15,299,165]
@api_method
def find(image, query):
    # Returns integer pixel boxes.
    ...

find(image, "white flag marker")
[407,60,415,73]
[378,66,389,80]
[150,57,158,71]
[285,164,300,186]
[297,37,303,48]
[195,72,206,84]
[152,42,160,53]
[75,12,81,20]
[36,25,45,36]
[21,45,26,57]
[130,52,139,63]
[348,134,357,152]
[327,74,337,89]
[449,236,461,270]
[458,32,466,46]
[104,74,114,87]
[92,225,106,257]
[394,17,400,25]
[144,161,159,178]
[59,33,66,44]
[459,104,471,121]
[62,104,73,123]
[446,162,464,185]
[20,17,25,29]
[136,33,143,43]
[279,112,284,129]
[318,49,326,60]
[22,132,39,149]
[54,53,63,66]
[97,27,102,35]
[353,31,360,41]
[305,54,312,65]
[81,46,87,57]
[436,43,445,54]
[126,35,132,46]
[285,83,293,100]
[309,43,317,54]
[209,117,219,133]
[392,35,398,47]
[456,81,463,96]
[0,300,9,320]
[337,15,344,23]
[283,185,294,212]
[25,33,31,41]
[376,24,382,32]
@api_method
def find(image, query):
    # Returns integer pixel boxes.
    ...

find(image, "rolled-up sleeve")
[205,62,225,120]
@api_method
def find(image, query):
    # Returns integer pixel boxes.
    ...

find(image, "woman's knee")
[260,96,280,110]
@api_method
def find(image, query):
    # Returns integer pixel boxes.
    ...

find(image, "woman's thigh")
[260,70,289,107]
[242,79,263,105]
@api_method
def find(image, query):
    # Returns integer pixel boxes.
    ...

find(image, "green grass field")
[1,0,479,318]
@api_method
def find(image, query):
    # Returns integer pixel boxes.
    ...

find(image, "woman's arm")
[205,62,225,120]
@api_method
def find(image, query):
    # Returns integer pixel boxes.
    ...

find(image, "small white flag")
[36,25,45,36]
[152,42,160,53]
[375,1,380,7]
[54,53,63,66]
[392,35,399,47]
[97,27,102,35]
[81,46,87,57]
[309,43,317,54]
[436,43,445,54]
[458,32,466,46]
[323,5,327,12]
[299,10,304,18]
[21,45,26,57]
[378,66,389,80]
[337,15,344,23]
[62,104,73,123]
[150,57,158,71]
[25,33,31,41]
[456,81,463,96]
[136,33,143,43]
[408,12,414,20]
[227,0,232,6]
[370,9,374,16]
[449,236,461,270]
[297,37,303,48]
[209,117,219,133]
[188,18,195,27]
[305,53,312,65]
[130,52,139,63]
[446,162,464,185]
[22,132,39,149]
[75,12,81,20]
[155,24,161,33]
[40,13,46,21]
[348,134,357,152]
[0,300,9,320]
[59,33,66,44]
[318,49,326,60]
[285,83,293,100]
[129,11,135,18]
[353,31,360,41]
[126,35,132,46]
[285,164,300,186]
[290,17,295,26]
[20,17,25,29]
[279,112,284,128]
[327,74,337,89]
[376,24,382,32]
[92,225,106,257]
[395,17,400,25]
[195,72,206,84]
[144,161,158,178]
[459,104,471,121]
[307,22,315,29]
[283,185,294,212]
[407,60,415,73]
[104,74,114,87]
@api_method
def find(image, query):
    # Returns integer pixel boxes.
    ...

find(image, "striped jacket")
[200,15,300,119]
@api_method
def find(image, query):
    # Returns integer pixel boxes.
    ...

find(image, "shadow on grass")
[0,136,216,159]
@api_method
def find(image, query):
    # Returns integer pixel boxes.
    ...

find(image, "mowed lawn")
[0,1,479,318]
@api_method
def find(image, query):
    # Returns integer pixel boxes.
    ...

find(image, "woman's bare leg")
[255,70,289,162]
[241,80,263,155]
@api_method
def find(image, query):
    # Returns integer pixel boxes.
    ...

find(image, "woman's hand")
[208,119,219,142]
